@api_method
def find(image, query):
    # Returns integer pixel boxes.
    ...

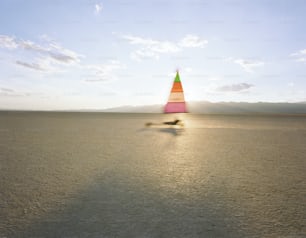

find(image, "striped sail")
[164,71,187,113]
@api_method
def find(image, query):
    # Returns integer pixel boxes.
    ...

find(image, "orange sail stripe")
[171,82,183,92]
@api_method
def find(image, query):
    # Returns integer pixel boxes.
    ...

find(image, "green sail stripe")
[174,72,181,82]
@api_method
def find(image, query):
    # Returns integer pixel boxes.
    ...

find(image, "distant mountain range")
[102,101,306,114]
[2,101,306,114]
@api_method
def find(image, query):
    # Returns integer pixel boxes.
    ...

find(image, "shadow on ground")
[12,168,245,238]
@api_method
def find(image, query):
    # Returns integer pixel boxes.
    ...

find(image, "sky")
[1,0,306,110]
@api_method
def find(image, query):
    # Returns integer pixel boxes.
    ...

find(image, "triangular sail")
[164,71,187,113]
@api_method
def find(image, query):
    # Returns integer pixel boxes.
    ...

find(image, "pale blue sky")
[1,0,306,110]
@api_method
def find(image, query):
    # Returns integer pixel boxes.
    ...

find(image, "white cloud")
[122,34,180,61]
[0,87,33,97]
[84,60,125,82]
[19,40,46,52]
[131,49,159,61]
[95,3,103,14]
[16,60,46,71]
[0,35,18,49]
[234,59,264,72]
[178,35,208,48]
[291,49,306,62]
[120,34,207,61]
[216,83,254,92]
[47,43,81,64]
[296,58,306,62]
[18,40,80,64]
[0,34,81,72]
[15,57,59,72]
[0,87,14,93]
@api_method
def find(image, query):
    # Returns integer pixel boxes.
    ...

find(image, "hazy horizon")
[1,101,306,114]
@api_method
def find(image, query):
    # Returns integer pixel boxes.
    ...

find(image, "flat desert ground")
[0,112,305,238]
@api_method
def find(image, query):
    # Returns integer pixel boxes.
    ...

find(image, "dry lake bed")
[0,112,305,237]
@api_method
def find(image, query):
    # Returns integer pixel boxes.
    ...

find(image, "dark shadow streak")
[137,127,184,136]
[158,127,184,136]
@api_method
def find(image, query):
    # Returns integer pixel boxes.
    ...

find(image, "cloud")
[16,60,46,71]
[178,35,208,48]
[131,49,160,61]
[0,35,18,49]
[95,3,103,14]
[121,35,180,61]
[216,83,254,92]
[0,34,81,72]
[234,59,264,72]
[0,87,14,93]
[120,34,207,61]
[0,87,32,97]
[18,40,80,64]
[291,49,306,62]
[47,43,80,64]
[84,60,125,82]
[19,40,46,52]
